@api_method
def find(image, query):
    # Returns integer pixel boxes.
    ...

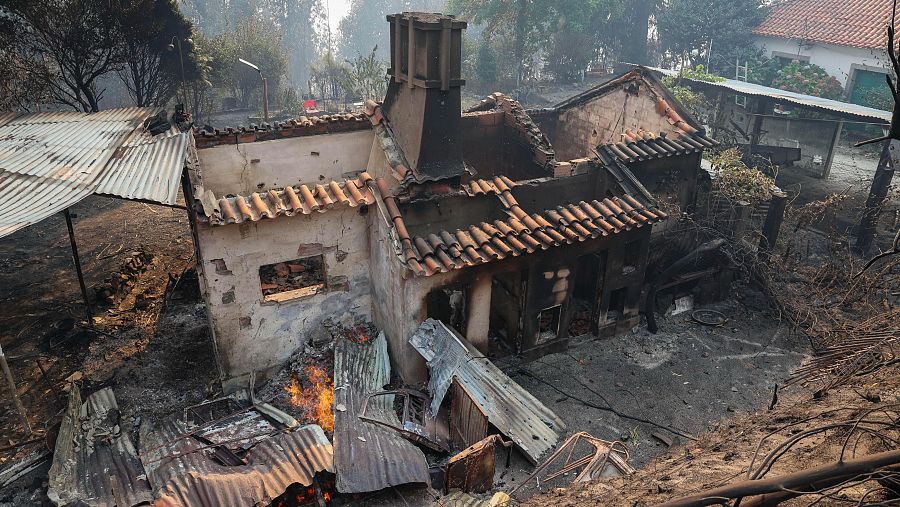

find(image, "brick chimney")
[382,12,467,182]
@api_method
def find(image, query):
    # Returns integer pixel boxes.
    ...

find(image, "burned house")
[529,69,718,213]
[187,14,717,391]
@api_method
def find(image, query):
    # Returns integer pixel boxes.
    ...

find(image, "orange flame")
[285,365,335,432]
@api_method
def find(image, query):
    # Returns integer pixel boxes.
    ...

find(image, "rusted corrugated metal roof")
[140,417,333,507]
[333,332,431,493]
[48,386,153,507]
[0,108,190,238]
[194,173,375,226]
[409,320,566,464]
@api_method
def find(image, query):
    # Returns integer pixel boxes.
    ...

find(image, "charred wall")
[625,153,702,212]
[195,206,373,391]
[545,83,688,161]
[459,112,551,181]
[196,130,375,196]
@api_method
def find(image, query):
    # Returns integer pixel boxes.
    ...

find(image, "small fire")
[285,365,335,432]
[347,325,372,344]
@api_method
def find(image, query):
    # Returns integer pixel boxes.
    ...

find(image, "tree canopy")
[656,0,769,72]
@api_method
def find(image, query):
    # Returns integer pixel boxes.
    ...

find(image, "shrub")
[772,62,843,99]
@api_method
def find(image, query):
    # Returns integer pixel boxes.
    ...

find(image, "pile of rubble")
[93,249,154,306]
[37,319,636,507]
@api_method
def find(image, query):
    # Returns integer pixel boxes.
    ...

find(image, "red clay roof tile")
[753,0,890,49]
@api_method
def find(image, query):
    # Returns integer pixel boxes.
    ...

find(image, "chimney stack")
[382,13,467,182]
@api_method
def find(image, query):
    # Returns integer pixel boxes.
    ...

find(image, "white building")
[752,0,892,104]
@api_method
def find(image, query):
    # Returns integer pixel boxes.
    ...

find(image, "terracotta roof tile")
[367,175,666,277]
[195,175,374,226]
[194,113,371,149]
[753,0,891,49]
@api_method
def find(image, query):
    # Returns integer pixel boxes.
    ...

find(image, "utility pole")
[854,20,900,252]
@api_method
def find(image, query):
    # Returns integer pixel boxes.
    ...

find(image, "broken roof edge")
[191,173,375,226]
[463,92,557,170]
[545,67,709,138]
[192,112,372,149]
[367,171,667,278]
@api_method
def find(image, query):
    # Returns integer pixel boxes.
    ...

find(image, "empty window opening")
[538,305,562,343]
[606,287,627,323]
[259,256,326,302]
[426,286,467,332]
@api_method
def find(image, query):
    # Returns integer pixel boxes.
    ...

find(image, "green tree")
[2,0,125,112]
[203,16,289,110]
[338,0,393,60]
[116,0,202,107]
[544,30,593,82]
[339,47,388,101]
[656,0,768,70]
[309,51,349,103]
[474,38,499,87]
[448,0,623,86]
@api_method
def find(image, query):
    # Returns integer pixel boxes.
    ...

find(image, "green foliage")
[679,65,725,83]
[857,85,894,111]
[202,16,289,110]
[772,62,844,100]
[656,0,768,70]
[3,0,126,111]
[338,0,400,61]
[448,0,623,85]
[474,38,499,88]
[661,75,710,121]
[708,148,775,202]
[116,0,201,107]
[309,51,350,102]
[544,31,594,83]
[744,51,782,87]
[339,48,388,102]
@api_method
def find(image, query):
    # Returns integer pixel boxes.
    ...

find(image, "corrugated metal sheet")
[409,320,566,464]
[647,66,892,123]
[47,386,153,507]
[140,418,333,507]
[95,127,188,205]
[332,332,431,493]
[0,108,190,239]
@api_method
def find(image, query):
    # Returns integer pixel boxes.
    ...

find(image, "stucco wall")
[197,130,375,195]
[754,35,888,87]
[196,207,372,390]
[550,86,686,161]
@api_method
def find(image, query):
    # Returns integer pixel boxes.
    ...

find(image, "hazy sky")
[325,0,352,40]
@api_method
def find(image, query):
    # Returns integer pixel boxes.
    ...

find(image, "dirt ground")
[523,360,900,507]
[0,193,219,505]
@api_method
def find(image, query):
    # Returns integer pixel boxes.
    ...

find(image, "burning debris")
[285,365,335,432]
